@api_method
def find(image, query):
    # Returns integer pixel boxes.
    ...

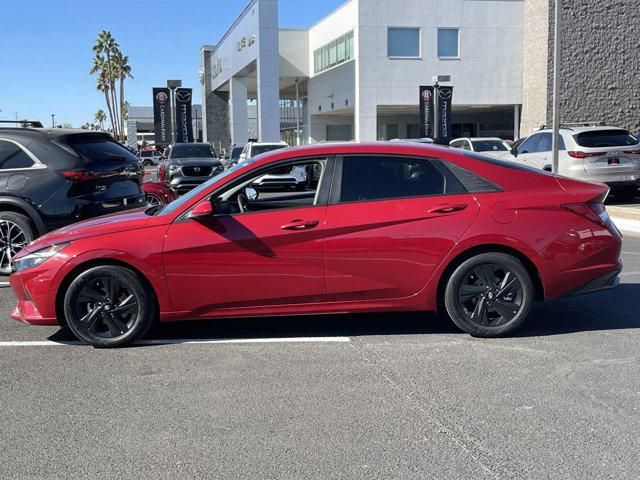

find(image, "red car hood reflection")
[19,209,152,256]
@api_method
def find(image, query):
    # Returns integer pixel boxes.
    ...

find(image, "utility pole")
[551,0,562,174]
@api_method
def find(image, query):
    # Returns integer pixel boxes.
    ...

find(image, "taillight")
[567,151,606,159]
[562,203,611,229]
[57,170,107,181]
[623,149,640,155]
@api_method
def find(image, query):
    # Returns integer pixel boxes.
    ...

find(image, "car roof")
[0,127,111,140]
[538,126,627,134]
[250,141,288,146]
[453,137,505,142]
[247,141,455,168]
[171,142,211,147]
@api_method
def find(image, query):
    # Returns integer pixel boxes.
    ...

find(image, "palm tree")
[90,55,117,135]
[93,31,120,139]
[94,109,107,130]
[113,50,133,141]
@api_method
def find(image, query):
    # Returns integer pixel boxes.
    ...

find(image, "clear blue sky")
[0,0,345,127]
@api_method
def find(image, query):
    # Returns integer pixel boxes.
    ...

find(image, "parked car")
[142,181,177,206]
[506,125,640,201]
[10,142,622,347]
[390,138,434,144]
[161,142,224,194]
[223,144,244,168]
[139,148,162,167]
[450,137,512,158]
[0,127,144,274]
[238,141,288,162]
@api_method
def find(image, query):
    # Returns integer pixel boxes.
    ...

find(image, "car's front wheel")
[444,252,534,337]
[63,265,155,348]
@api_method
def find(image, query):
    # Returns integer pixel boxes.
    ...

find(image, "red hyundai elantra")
[9,142,622,347]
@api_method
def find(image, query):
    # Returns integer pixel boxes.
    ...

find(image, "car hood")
[170,158,222,166]
[18,209,153,256]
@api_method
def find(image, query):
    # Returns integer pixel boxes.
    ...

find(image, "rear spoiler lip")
[553,175,610,204]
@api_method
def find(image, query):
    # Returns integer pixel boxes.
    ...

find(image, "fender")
[48,248,173,319]
[0,196,46,235]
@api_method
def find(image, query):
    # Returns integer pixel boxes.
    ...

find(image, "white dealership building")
[200,0,525,151]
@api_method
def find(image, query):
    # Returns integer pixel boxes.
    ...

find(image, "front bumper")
[169,175,213,193]
[9,273,58,326]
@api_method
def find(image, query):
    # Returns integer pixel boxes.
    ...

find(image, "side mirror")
[245,187,259,201]
[510,147,518,156]
[189,200,213,219]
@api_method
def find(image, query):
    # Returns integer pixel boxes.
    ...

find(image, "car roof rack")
[0,119,44,128]
[537,121,607,131]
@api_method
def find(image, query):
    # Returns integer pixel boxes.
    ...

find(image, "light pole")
[167,80,182,143]
[551,0,562,174]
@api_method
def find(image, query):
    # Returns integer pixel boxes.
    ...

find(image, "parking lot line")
[0,337,351,348]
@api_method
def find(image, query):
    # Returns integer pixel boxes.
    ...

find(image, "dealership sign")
[174,88,194,143]
[436,86,454,141]
[153,87,172,146]
[419,86,435,139]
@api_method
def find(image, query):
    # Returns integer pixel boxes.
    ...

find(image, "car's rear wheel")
[0,212,34,275]
[142,160,153,167]
[444,253,534,337]
[613,187,637,202]
[63,265,155,348]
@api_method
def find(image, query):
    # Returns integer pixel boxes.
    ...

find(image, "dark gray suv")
[163,143,223,194]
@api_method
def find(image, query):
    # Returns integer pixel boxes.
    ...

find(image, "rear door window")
[575,130,639,148]
[65,134,140,169]
[340,156,445,203]
[0,140,35,169]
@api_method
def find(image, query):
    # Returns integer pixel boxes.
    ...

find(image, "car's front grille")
[182,166,213,177]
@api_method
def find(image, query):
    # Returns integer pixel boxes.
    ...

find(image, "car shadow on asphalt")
[45,283,640,345]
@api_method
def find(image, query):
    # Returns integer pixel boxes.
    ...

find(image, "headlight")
[169,165,181,172]
[12,243,70,273]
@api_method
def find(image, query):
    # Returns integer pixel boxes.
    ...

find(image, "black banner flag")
[153,87,172,146]
[175,88,194,143]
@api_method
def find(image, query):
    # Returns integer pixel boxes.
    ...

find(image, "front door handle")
[281,219,319,231]
[429,203,468,214]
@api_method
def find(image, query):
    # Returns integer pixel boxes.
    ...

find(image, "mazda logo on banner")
[153,87,172,146]
[436,86,454,142]
[174,87,194,143]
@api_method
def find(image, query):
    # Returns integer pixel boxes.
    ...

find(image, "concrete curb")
[611,216,640,237]
[608,206,640,221]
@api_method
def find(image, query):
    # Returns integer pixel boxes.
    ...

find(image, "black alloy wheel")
[64,266,155,347]
[146,194,163,206]
[0,212,34,275]
[444,252,534,337]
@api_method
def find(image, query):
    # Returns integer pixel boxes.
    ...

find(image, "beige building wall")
[520,0,549,136]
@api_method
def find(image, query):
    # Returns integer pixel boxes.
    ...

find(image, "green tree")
[94,109,107,130]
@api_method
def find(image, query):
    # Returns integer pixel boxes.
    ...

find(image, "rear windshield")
[66,134,140,165]
[575,130,639,148]
[140,151,154,158]
[171,144,215,159]
[252,144,287,156]
[472,140,509,152]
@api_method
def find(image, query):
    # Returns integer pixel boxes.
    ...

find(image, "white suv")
[238,141,289,162]
[507,125,640,201]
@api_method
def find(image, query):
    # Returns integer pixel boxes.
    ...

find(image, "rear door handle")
[281,219,319,231]
[429,203,468,214]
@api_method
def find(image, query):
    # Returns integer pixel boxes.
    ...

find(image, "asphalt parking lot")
[0,235,639,479]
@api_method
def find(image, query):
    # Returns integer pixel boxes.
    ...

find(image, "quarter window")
[438,28,459,58]
[388,28,421,58]
[340,156,445,203]
[0,140,35,169]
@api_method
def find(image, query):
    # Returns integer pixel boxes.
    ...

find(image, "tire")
[63,265,156,348]
[0,211,35,275]
[142,160,153,168]
[444,252,535,337]
[614,187,637,202]
[146,194,163,206]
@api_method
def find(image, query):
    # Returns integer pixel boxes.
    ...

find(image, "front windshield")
[170,144,215,159]
[156,158,256,216]
[473,140,509,152]
[252,144,286,156]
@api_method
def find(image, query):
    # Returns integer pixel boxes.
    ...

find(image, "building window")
[326,125,353,141]
[437,28,459,58]
[314,31,354,74]
[407,124,420,138]
[387,27,420,58]
[377,124,399,141]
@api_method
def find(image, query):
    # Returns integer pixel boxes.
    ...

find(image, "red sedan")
[9,142,622,347]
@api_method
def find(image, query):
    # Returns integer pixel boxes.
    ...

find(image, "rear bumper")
[564,267,621,298]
